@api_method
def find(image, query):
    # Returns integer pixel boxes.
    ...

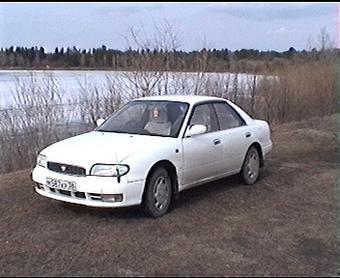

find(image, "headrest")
[149,106,168,123]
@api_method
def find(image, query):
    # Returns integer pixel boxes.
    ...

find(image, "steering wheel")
[126,119,151,135]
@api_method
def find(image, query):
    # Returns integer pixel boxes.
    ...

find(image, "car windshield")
[96,100,189,137]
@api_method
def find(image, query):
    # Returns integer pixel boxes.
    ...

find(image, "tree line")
[0,45,337,74]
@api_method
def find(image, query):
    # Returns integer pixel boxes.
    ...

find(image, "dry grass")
[0,114,337,276]
[0,58,336,174]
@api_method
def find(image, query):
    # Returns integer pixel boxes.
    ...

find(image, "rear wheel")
[241,146,260,185]
[143,167,172,218]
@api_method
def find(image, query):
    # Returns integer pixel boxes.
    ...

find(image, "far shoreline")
[0,67,274,76]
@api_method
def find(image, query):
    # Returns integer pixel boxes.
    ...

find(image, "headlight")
[90,164,130,177]
[37,154,47,168]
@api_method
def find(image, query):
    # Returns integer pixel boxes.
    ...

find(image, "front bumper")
[32,165,145,208]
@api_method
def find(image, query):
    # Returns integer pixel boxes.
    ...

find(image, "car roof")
[133,95,227,105]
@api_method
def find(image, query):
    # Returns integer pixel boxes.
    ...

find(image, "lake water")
[0,70,264,109]
[0,70,111,108]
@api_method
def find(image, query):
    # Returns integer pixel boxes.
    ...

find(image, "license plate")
[46,177,77,192]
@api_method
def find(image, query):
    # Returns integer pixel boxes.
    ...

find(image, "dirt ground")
[0,115,338,276]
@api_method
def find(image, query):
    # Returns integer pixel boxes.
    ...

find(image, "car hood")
[42,131,172,169]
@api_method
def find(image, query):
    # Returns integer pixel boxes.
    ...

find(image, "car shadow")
[171,163,277,212]
[58,202,145,219]
[57,167,275,220]
[171,174,243,211]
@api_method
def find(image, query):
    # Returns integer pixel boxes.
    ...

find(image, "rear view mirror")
[96,118,105,127]
[185,124,207,137]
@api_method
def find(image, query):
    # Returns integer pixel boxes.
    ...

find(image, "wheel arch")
[248,142,264,167]
[142,160,179,203]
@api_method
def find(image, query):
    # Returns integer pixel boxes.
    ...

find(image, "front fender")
[123,138,182,183]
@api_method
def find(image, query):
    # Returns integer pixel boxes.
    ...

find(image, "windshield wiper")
[96,129,127,133]
[96,129,171,137]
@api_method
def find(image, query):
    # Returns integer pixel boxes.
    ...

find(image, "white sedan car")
[32,95,272,217]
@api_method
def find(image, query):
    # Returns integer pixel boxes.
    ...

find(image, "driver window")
[189,104,218,133]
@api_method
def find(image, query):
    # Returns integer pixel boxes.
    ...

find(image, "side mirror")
[185,124,207,137]
[96,118,105,127]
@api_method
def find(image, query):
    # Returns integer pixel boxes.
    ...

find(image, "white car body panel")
[181,131,224,187]
[32,95,272,208]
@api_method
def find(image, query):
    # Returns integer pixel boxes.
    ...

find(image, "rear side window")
[213,102,245,130]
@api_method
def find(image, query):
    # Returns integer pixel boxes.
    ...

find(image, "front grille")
[59,189,71,196]
[75,192,86,199]
[46,186,86,199]
[47,162,86,176]
[43,186,123,203]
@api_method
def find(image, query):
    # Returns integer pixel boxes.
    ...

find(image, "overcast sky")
[0,2,337,52]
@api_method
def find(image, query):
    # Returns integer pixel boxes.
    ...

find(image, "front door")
[181,103,224,188]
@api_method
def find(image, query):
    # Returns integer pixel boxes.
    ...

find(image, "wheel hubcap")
[153,176,170,210]
[247,152,259,180]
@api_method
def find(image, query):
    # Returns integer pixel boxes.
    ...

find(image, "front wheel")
[143,167,172,218]
[240,146,260,185]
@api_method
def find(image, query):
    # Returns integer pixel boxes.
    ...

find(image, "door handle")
[213,138,221,145]
[245,132,251,138]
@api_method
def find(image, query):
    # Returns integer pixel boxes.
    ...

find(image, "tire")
[143,167,172,218]
[240,146,260,185]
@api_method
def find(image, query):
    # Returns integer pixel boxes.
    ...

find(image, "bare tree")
[119,20,182,97]
[307,27,335,51]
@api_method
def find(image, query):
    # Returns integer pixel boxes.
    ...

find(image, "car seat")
[144,106,172,136]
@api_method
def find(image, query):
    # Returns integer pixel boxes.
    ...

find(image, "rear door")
[212,102,252,172]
